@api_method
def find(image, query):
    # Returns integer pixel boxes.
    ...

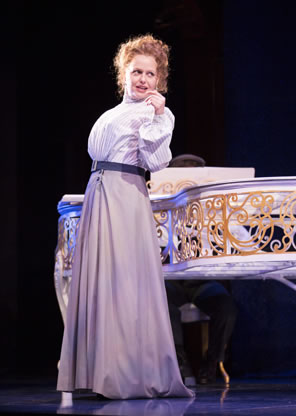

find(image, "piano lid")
[147,166,255,196]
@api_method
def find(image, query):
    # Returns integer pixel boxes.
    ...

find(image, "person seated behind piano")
[165,154,238,385]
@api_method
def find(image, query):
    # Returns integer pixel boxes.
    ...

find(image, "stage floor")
[1,376,296,415]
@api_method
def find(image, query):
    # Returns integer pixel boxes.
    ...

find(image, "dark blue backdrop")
[224,0,296,377]
[224,1,296,177]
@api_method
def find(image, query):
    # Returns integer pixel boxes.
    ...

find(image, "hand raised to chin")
[144,90,165,115]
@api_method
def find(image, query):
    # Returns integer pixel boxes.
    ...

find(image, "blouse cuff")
[153,114,166,123]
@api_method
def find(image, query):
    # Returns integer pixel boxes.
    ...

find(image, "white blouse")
[88,93,174,172]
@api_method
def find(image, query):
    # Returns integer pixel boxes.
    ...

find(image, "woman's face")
[125,54,158,99]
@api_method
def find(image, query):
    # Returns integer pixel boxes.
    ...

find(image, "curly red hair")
[113,34,170,96]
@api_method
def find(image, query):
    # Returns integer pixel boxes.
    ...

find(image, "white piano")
[54,167,296,325]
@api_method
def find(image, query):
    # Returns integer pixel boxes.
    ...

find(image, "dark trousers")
[165,280,238,362]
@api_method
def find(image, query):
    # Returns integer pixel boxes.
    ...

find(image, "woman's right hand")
[145,90,165,115]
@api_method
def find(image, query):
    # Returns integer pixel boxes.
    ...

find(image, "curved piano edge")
[163,253,296,273]
[59,177,296,212]
[164,272,296,291]
[150,176,296,210]
[163,255,296,291]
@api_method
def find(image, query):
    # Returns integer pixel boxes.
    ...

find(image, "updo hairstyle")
[113,34,170,96]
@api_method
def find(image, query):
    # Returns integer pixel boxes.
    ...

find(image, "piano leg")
[219,361,230,385]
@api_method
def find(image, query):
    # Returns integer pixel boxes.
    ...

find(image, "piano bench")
[180,303,210,379]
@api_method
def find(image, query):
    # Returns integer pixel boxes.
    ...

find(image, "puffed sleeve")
[138,106,174,172]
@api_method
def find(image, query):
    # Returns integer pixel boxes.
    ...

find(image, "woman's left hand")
[145,90,165,115]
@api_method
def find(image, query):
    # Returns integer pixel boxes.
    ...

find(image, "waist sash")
[91,160,146,178]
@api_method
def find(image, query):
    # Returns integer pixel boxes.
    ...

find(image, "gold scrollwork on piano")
[147,180,198,195]
[154,190,296,264]
[154,210,170,263]
[276,191,296,252]
[174,201,205,261]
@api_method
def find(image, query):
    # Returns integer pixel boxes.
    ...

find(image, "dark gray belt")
[91,160,146,178]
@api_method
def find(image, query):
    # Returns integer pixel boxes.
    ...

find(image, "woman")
[57,34,194,399]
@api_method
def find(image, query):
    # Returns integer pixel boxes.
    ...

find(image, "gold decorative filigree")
[274,191,296,252]
[173,201,205,262]
[225,192,275,254]
[154,210,170,263]
[167,190,296,263]
[147,180,197,195]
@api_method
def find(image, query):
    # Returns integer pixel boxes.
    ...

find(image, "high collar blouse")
[87,93,174,172]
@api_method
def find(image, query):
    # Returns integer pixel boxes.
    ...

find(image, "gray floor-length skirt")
[57,169,194,399]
